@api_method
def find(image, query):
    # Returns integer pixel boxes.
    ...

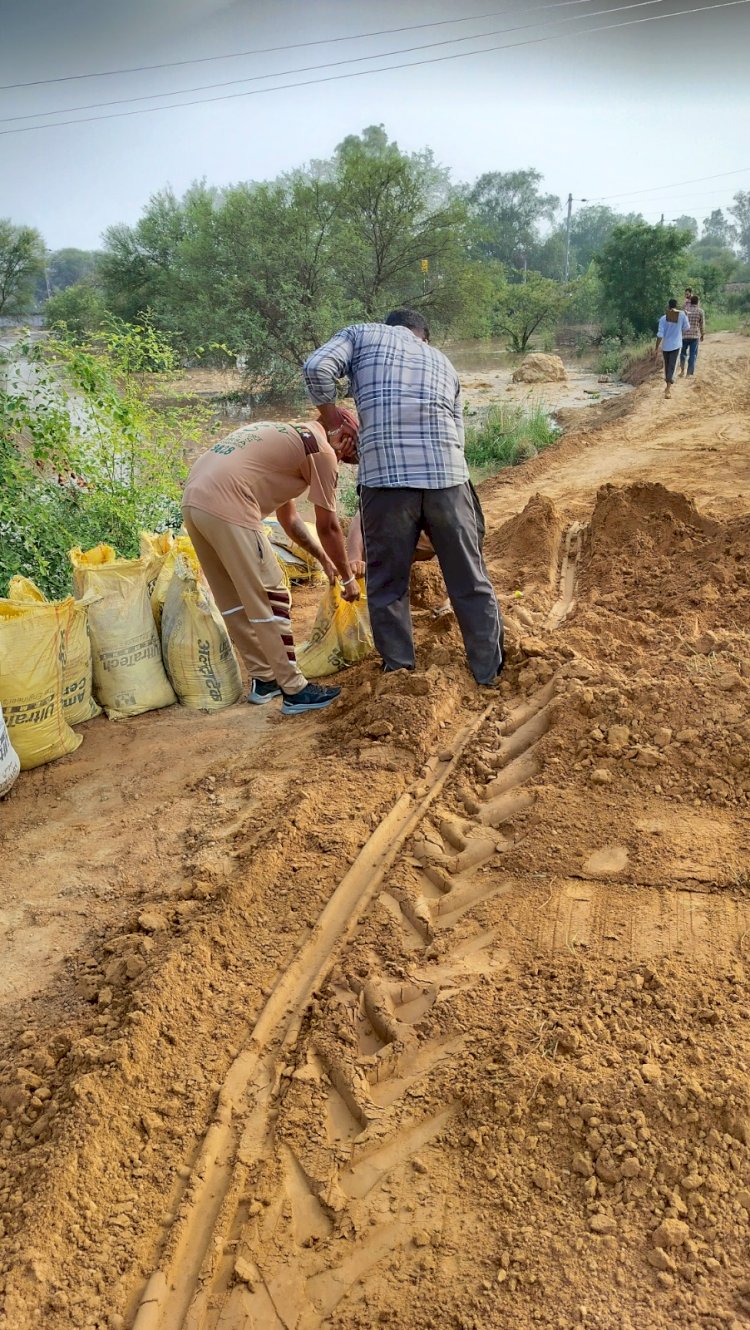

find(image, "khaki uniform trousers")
[182,505,306,694]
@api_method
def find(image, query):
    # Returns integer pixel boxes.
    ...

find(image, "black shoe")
[247,679,282,704]
[281,682,341,715]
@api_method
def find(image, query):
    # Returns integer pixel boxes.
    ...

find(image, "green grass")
[708,310,750,334]
[596,336,652,377]
[464,401,559,477]
[337,466,359,518]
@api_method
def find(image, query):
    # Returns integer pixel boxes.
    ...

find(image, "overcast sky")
[1,0,748,249]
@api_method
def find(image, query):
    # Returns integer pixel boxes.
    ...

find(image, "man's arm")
[275,500,336,584]
[700,309,705,339]
[654,336,663,357]
[346,509,366,577]
[303,329,360,442]
[314,506,359,601]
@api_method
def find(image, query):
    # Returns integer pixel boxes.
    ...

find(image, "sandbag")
[297,580,373,678]
[139,530,174,596]
[148,534,200,631]
[0,704,20,796]
[0,600,82,768]
[8,576,101,724]
[161,556,242,710]
[263,520,323,585]
[70,545,177,720]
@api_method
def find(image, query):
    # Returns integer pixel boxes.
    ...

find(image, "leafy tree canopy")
[0,220,46,316]
[594,221,692,336]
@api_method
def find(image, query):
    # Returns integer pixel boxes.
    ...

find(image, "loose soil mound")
[583,481,750,631]
[485,491,564,592]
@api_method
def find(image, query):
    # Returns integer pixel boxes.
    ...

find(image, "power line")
[0,0,615,92]
[1,0,747,139]
[587,164,750,201]
[0,0,673,126]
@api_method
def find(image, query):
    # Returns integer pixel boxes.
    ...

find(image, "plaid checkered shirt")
[684,304,705,339]
[303,323,468,489]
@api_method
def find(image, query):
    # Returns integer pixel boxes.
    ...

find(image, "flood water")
[206,337,600,437]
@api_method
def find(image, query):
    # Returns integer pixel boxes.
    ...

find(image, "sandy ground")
[1,333,750,1330]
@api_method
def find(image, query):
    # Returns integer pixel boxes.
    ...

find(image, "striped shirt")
[684,304,705,339]
[303,323,468,490]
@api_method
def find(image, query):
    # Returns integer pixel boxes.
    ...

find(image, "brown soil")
[1,334,750,1330]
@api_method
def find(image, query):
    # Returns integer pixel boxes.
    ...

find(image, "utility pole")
[563,192,573,284]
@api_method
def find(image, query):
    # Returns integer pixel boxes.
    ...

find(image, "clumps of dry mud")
[547,482,750,811]
[583,481,750,629]
[0,751,403,1330]
[437,954,750,1330]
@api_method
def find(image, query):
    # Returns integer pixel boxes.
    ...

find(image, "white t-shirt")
[657,311,689,352]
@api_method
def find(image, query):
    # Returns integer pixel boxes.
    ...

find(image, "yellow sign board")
[420,259,429,273]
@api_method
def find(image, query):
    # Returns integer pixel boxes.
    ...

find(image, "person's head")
[690,294,700,306]
[384,308,430,343]
[684,287,692,298]
[668,299,678,310]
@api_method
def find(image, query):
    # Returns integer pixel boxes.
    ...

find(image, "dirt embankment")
[1,334,749,1330]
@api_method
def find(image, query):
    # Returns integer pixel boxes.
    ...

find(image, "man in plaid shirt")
[679,295,705,378]
[303,310,503,685]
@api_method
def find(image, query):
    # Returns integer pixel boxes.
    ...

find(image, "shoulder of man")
[289,420,334,458]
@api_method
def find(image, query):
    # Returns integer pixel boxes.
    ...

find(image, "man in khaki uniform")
[182,419,358,715]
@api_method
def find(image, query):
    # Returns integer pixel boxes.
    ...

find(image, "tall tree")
[568,206,642,272]
[492,272,568,352]
[700,208,734,248]
[729,192,750,263]
[0,220,46,316]
[467,169,559,268]
[47,248,100,292]
[672,215,698,241]
[330,126,465,317]
[594,221,692,335]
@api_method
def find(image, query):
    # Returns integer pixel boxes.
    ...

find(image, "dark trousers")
[663,348,679,384]
[360,482,503,685]
[680,338,699,375]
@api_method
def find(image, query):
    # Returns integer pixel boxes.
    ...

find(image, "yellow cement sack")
[297,580,373,678]
[160,556,242,710]
[263,520,324,585]
[139,530,175,603]
[149,535,201,631]
[0,704,21,796]
[0,600,83,768]
[70,545,177,720]
[8,577,101,724]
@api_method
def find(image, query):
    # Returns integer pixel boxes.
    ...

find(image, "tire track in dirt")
[131,676,556,1330]
[131,702,500,1330]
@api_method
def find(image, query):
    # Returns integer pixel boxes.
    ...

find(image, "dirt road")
[1,333,749,1330]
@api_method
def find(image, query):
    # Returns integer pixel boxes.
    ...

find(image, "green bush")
[0,321,209,598]
[464,402,558,473]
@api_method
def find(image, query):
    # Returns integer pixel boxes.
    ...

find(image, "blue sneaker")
[248,679,282,705]
[281,682,341,715]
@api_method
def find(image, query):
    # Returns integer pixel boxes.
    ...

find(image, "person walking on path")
[182,419,359,715]
[303,309,503,686]
[679,294,705,378]
[683,286,694,311]
[655,300,690,399]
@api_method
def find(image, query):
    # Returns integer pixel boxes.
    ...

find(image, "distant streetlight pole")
[563,193,589,284]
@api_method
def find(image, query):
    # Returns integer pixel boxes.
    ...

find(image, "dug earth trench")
[0,332,749,1330]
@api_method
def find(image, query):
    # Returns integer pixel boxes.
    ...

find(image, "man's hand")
[350,558,366,578]
[341,578,361,603]
[317,403,359,448]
